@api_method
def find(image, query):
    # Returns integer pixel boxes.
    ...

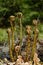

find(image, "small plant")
[7,15,15,62]
[31,19,39,60]
[26,25,32,61]
[6,13,41,65]
[17,12,23,45]
[9,15,15,50]
[7,28,14,62]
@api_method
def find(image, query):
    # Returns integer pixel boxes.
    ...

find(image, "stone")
[15,55,24,65]
[37,40,43,61]
[7,62,15,65]
[25,62,29,65]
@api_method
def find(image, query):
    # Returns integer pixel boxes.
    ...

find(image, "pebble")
[7,62,15,65]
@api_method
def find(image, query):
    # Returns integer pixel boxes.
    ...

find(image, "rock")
[0,62,3,65]
[21,62,25,65]
[3,58,9,64]
[25,62,29,65]
[37,40,43,61]
[15,55,24,65]
[0,59,3,63]
[7,62,15,65]
[29,61,32,65]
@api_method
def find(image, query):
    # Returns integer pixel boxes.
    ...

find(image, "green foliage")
[38,24,43,33]
[0,0,43,41]
[0,29,8,41]
[0,0,43,27]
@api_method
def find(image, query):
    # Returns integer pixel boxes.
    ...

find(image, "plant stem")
[8,30,14,62]
[20,18,22,45]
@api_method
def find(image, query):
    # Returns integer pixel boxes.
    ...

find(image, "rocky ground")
[0,53,43,65]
